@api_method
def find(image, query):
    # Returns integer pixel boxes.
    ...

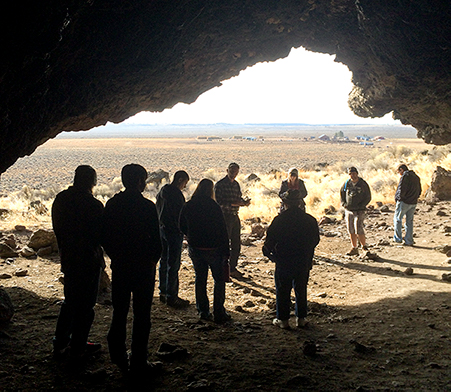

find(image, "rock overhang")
[1,0,450,173]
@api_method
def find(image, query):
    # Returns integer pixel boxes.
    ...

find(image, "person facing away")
[101,164,162,375]
[263,189,320,329]
[52,165,104,359]
[278,167,308,212]
[393,163,422,246]
[179,179,231,324]
[214,162,251,279]
[156,170,190,309]
[340,166,371,256]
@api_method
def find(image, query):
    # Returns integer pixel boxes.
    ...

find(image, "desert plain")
[0,135,450,391]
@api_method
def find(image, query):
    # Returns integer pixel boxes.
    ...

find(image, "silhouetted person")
[156,170,190,308]
[52,165,104,359]
[340,166,371,256]
[180,179,231,323]
[214,162,250,279]
[263,189,320,329]
[101,164,162,374]
[279,167,308,212]
[394,163,422,246]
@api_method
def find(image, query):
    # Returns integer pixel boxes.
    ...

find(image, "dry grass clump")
[2,146,451,231]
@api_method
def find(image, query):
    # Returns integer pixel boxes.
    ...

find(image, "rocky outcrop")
[1,1,451,173]
[425,166,451,202]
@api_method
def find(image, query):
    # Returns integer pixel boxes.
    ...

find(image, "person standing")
[180,179,231,323]
[101,164,162,374]
[263,189,320,329]
[340,166,372,256]
[52,165,104,359]
[214,162,251,279]
[156,170,190,308]
[393,164,422,246]
[278,167,308,212]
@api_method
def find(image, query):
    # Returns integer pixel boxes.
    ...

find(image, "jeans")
[54,266,101,354]
[393,201,416,245]
[274,264,310,320]
[108,266,156,368]
[159,228,183,300]
[188,247,226,319]
[223,213,241,271]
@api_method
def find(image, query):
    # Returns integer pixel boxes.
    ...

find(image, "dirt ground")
[1,200,450,391]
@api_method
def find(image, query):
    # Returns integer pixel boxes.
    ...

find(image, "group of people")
[50,160,421,371]
[340,164,422,256]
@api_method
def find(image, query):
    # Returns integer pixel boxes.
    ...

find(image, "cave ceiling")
[1,0,450,173]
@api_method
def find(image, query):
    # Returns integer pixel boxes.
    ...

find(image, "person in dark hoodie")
[393,164,422,246]
[179,179,231,324]
[101,164,162,375]
[52,165,104,359]
[340,166,372,256]
[156,170,190,308]
[263,189,320,329]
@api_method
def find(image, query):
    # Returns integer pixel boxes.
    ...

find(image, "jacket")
[395,170,421,204]
[340,178,371,211]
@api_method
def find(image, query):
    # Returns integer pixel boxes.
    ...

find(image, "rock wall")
[1,1,450,172]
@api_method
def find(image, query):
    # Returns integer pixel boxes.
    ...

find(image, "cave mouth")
[2,1,450,175]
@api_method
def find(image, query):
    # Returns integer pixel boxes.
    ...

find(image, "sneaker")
[273,318,290,329]
[346,247,359,256]
[53,345,70,359]
[111,353,129,372]
[167,297,190,309]
[296,317,308,328]
[199,312,213,321]
[85,342,102,355]
[230,269,244,279]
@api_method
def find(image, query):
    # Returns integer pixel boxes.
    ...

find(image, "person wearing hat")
[340,167,372,256]
[263,189,320,329]
[214,163,251,279]
[278,167,308,212]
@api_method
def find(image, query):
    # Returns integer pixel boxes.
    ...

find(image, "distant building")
[318,134,330,141]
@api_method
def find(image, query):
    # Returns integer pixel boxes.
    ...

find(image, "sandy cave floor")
[0,201,451,391]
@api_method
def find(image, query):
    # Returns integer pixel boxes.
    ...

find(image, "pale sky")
[124,47,399,126]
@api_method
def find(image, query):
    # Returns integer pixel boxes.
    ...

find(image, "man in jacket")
[394,164,422,246]
[52,165,104,359]
[340,167,372,256]
[102,164,162,374]
[156,170,190,308]
[263,189,320,329]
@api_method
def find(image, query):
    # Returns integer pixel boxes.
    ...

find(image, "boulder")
[28,229,57,250]
[20,246,36,258]
[0,243,18,258]
[37,246,53,257]
[251,223,266,238]
[245,173,260,182]
[146,169,170,187]
[0,288,14,322]
[425,166,451,201]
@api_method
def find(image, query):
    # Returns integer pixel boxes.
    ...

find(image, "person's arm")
[148,203,162,264]
[340,182,347,207]
[278,181,288,198]
[363,180,372,206]
[299,180,308,199]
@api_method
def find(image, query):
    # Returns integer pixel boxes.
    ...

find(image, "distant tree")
[334,131,344,138]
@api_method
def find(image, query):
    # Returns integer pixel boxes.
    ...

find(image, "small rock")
[234,305,246,312]
[15,269,28,277]
[187,379,211,391]
[437,210,447,216]
[404,267,414,275]
[243,300,255,308]
[245,173,260,182]
[20,246,36,258]
[0,243,18,258]
[28,229,57,250]
[442,273,451,282]
[37,246,53,256]
[14,225,26,231]
[380,205,390,212]
[446,249,451,257]
[251,223,266,238]
[315,292,327,298]
[0,274,12,279]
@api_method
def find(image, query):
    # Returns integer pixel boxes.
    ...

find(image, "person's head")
[288,167,299,181]
[192,178,214,199]
[121,164,147,192]
[281,189,301,209]
[397,164,408,175]
[172,170,190,190]
[73,165,97,192]
[227,162,240,180]
[347,166,359,182]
